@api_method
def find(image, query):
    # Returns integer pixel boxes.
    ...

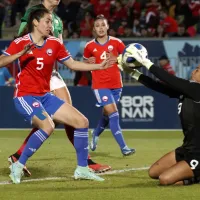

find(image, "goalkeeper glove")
[126,45,154,70]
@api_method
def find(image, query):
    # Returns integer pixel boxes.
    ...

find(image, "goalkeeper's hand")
[125,45,154,70]
[117,54,134,72]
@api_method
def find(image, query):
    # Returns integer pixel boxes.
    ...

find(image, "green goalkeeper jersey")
[18,4,63,38]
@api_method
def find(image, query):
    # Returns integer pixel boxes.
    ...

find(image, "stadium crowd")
[0,0,200,39]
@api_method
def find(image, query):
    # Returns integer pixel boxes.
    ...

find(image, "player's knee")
[159,174,172,186]
[42,121,55,135]
[148,168,159,179]
[75,116,89,129]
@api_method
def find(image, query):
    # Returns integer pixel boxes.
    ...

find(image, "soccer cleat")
[74,166,105,181]
[90,130,99,151]
[8,155,31,177]
[9,161,24,184]
[88,159,111,173]
[121,146,136,156]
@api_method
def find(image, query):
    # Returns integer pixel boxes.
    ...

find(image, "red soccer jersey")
[83,36,125,89]
[3,34,70,97]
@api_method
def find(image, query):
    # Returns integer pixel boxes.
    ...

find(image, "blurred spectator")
[63,28,69,39]
[159,55,175,75]
[126,0,141,25]
[76,0,94,24]
[124,26,134,37]
[94,0,111,19]
[160,8,178,36]
[132,18,141,37]
[57,0,80,34]
[154,24,167,37]
[0,0,6,38]
[162,0,176,18]
[0,67,15,86]
[74,71,91,86]
[10,0,28,27]
[80,12,94,38]
[117,20,128,37]
[108,27,117,37]
[145,0,162,22]
[70,31,80,39]
[172,24,190,37]
[175,0,194,28]
[110,1,127,24]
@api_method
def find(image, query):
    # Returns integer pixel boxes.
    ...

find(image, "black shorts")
[175,146,200,177]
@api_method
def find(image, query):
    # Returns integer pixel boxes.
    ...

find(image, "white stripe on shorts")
[18,97,33,115]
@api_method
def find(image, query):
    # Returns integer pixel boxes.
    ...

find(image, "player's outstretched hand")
[99,56,116,69]
[125,46,154,70]
[19,42,35,56]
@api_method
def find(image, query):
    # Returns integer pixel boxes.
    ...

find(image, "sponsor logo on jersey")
[102,96,108,102]
[32,102,40,107]
[47,48,53,56]
[108,45,113,52]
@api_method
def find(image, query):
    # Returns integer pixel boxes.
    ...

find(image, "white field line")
[0,166,149,185]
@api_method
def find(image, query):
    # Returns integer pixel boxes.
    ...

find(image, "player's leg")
[158,161,194,185]
[51,72,111,173]
[148,150,177,179]
[8,128,36,176]
[50,98,104,181]
[10,96,55,184]
[91,89,134,156]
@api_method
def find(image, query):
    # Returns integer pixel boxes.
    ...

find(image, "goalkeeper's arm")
[147,64,200,101]
[130,70,180,98]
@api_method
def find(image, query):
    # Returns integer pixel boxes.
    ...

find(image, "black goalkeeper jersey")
[138,65,200,154]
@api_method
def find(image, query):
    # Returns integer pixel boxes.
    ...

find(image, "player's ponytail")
[18,8,50,37]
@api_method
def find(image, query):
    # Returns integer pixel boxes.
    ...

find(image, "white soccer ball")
[122,43,148,69]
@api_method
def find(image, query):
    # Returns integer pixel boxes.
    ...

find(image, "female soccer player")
[1,8,113,184]
[119,45,200,185]
[8,0,111,175]
[83,15,135,156]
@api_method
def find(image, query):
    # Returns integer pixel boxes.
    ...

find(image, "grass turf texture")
[0,130,200,200]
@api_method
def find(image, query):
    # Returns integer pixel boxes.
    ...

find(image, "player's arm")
[129,69,180,98]
[0,42,34,68]
[148,64,200,100]
[125,46,200,101]
[63,57,110,71]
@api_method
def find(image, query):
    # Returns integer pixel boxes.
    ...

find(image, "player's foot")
[90,130,99,151]
[88,159,111,173]
[9,161,24,184]
[121,146,135,156]
[74,166,104,181]
[8,155,31,177]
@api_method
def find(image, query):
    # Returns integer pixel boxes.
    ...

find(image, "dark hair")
[94,14,108,23]
[18,8,50,37]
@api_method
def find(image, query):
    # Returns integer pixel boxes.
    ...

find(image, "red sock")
[16,127,38,156]
[64,124,75,145]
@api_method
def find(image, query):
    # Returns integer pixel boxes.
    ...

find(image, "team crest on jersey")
[32,102,40,107]
[108,45,113,52]
[46,49,53,56]
[102,96,108,102]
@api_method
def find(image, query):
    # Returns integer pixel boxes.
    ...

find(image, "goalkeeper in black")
[118,47,200,186]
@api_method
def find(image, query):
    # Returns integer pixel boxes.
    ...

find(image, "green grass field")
[0,130,200,200]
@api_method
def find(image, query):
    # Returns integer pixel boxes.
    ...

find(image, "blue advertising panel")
[0,86,181,129]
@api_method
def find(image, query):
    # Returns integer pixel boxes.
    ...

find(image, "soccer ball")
[122,43,148,68]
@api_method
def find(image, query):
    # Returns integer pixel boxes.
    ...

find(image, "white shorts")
[50,70,66,91]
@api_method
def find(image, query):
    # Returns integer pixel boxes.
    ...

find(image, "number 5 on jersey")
[36,58,44,70]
